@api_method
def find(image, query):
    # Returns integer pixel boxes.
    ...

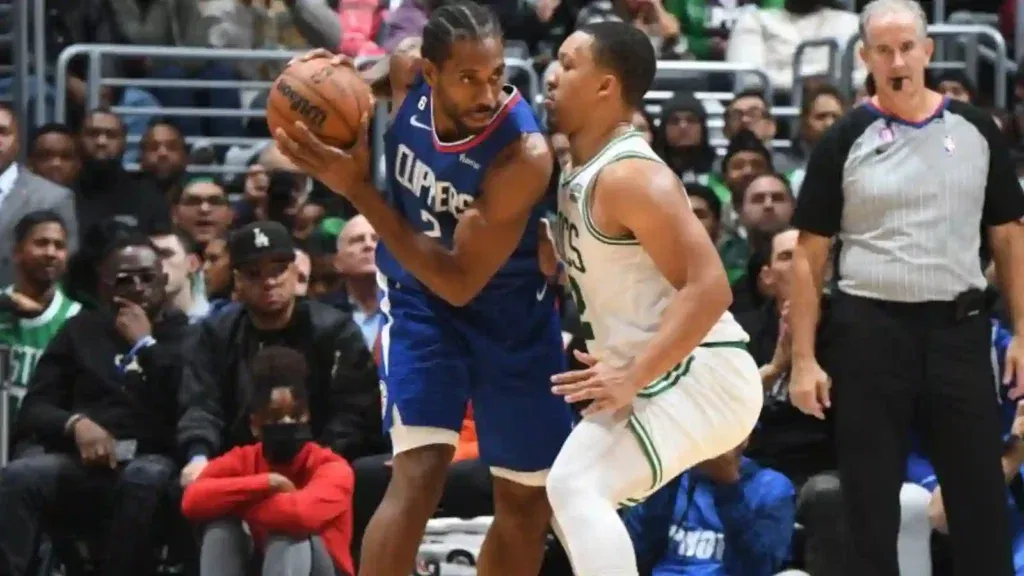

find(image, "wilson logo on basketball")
[275,79,327,128]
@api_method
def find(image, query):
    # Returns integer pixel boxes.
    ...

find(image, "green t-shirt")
[0,288,81,415]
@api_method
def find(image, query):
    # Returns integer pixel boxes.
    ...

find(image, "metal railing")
[839,23,1009,109]
[791,38,841,110]
[55,44,542,183]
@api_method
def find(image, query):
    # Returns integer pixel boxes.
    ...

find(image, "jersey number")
[420,210,441,238]
[567,276,595,342]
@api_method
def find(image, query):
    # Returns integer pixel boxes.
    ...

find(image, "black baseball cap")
[229,221,295,269]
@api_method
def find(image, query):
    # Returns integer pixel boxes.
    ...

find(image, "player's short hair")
[421,0,502,66]
[14,210,66,245]
[580,21,656,109]
[860,0,928,45]
[249,346,310,414]
[83,107,126,136]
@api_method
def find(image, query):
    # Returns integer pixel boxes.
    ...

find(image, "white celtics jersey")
[554,130,748,371]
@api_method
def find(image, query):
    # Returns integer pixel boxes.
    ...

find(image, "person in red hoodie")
[181,346,355,576]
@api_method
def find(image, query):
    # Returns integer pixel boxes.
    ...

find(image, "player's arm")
[345,133,553,306]
[599,158,732,387]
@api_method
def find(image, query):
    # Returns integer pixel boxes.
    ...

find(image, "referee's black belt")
[836,288,986,326]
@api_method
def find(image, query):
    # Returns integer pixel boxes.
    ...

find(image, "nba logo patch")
[879,126,894,143]
[943,135,956,155]
[568,183,583,204]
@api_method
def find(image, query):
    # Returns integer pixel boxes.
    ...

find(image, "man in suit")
[0,105,79,287]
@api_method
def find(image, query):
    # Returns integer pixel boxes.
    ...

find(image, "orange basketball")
[266,59,373,149]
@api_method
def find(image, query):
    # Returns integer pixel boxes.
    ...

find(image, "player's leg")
[547,345,763,576]
[358,282,469,576]
[466,288,574,576]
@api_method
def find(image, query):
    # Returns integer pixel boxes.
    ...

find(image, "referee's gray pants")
[825,291,1013,576]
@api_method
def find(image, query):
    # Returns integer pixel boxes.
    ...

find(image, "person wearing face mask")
[76,109,170,237]
[181,346,355,576]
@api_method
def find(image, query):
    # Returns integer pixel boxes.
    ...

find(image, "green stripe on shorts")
[636,340,748,399]
[626,414,662,495]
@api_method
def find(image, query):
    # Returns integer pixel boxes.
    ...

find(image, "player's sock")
[546,416,651,576]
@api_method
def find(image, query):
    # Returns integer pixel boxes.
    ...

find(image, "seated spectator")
[335,215,382,348]
[653,94,718,195]
[666,0,785,61]
[0,108,79,287]
[623,440,797,576]
[722,91,778,151]
[139,120,189,199]
[727,0,863,95]
[202,233,235,314]
[0,212,80,422]
[237,164,271,226]
[171,178,234,247]
[295,248,311,297]
[0,228,188,576]
[181,346,355,576]
[931,70,976,104]
[293,200,327,242]
[722,172,795,289]
[306,231,345,303]
[715,132,776,279]
[779,84,846,192]
[686,183,723,244]
[26,124,82,190]
[151,227,210,322]
[76,109,170,236]
[177,221,384,489]
[630,108,655,145]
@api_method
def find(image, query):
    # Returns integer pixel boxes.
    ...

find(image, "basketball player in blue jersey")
[274,2,573,576]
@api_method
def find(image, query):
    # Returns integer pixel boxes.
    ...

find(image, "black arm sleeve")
[319,316,383,461]
[950,101,1024,226]
[176,322,225,459]
[18,325,76,442]
[792,108,872,238]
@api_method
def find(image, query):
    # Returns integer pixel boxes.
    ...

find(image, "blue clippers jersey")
[377,77,545,294]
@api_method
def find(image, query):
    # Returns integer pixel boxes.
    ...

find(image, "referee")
[787,0,1024,575]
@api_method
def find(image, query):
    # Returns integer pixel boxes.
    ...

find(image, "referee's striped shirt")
[793,98,1024,303]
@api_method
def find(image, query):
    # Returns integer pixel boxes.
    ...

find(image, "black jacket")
[17,309,190,456]
[177,298,385,462]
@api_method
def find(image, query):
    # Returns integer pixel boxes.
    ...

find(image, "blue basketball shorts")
[377,275,573,485]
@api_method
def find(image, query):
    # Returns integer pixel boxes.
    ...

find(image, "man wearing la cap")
[177,221,387,487]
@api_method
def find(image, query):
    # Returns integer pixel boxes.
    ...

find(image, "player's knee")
[389,444,453,506]
[492,478,551,533]
[546,463,594,516]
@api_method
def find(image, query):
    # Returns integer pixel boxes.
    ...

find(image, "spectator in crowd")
[0,212,80,420]
[0,228,188,576]
[575,0,682,58]
[27,124,82,190]
[293,200,327,242]
[687,183,724,243]
[624,440,797,576]
[337,0,388,58]
[151,227,210,321]
[716,131,776,282]
[780,83,846,193]
[727,0,863,95]
[306,232,345,303]
[139,119,189,199]
[665,0,783,61]
[75,109,170,235]
[379,0,429,52]
[181,346,356,576]
[0,107,79,287]
[295,248,311,297]
[334,215,381,349]
[177,221,384,489]
[202,232,235,314]
[722,90,778,147]
[932,70,976,104]
[237,164,271,227]
[171,177,234,247]
[653,94,718,194]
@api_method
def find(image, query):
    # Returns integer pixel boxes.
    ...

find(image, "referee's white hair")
[860,0,929,43]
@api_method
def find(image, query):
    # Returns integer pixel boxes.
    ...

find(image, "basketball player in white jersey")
[543,21,764,575]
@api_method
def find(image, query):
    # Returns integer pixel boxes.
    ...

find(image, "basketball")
[266,59,373,149]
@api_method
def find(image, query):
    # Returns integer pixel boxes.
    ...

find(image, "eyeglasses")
[180,195,229,208]
[109,270,158,289]
[725,108,770,123]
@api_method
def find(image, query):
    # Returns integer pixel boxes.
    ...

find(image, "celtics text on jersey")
[553,130,749,375]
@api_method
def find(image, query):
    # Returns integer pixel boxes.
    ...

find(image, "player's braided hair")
[422,0,502,66]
